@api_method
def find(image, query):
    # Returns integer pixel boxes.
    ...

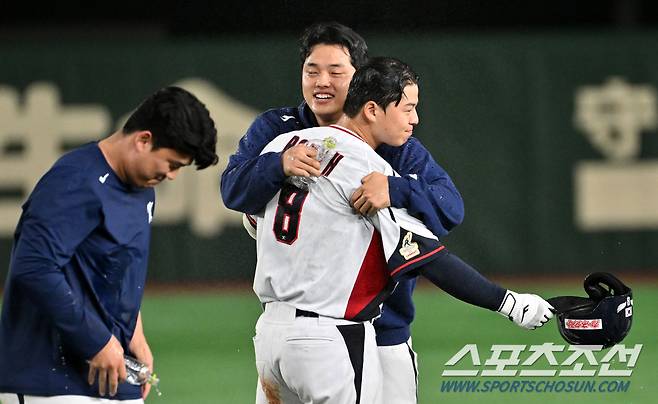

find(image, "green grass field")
[137,282,658,404]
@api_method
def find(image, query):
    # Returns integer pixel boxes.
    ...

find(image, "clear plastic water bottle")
[287,175,314,191]
[124,355,161,396]
[286,136,337,191]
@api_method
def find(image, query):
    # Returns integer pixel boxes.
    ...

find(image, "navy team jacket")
[0,143,152,399]
[221,102,465,346]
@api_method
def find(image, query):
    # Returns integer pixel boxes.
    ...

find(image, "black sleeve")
[414,249,506,311]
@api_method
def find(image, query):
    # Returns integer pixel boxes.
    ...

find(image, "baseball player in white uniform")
[247,57,554,404]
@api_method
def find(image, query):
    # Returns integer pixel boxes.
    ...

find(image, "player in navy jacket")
[0,87,218,404]
[223,103,464,337]
[221,22,464,402]
[230,51,555,403]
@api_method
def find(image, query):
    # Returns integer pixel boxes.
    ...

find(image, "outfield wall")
[1,31,658,282]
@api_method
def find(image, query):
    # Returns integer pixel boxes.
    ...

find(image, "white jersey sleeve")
[253,125,445,321]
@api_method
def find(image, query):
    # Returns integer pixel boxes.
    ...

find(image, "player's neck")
[316,114,340,127]
[98,131,129,183]
[337,116,377,149]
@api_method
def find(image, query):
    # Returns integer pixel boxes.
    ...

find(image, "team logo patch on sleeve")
[565,318,603,330]
[398,232,420,260]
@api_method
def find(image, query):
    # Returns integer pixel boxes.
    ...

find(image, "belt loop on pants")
[263,302,320,321]
[295,308,319,318]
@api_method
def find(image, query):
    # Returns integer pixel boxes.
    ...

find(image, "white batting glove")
[497,290,554,330]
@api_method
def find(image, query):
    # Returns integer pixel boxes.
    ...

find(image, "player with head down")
[222,21,465,403]
[0,87,219,404]
[247,57,554,403]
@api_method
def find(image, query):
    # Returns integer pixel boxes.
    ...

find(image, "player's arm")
[374,206,552,330]
[355,138,464,237]
[220,112,320,214]
[412,251,554,330]
[10,165,123,394]
[129,311,153,399]
[11,165,112,356]
[220,112,287,213]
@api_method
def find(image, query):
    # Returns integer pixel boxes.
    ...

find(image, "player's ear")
[134,131,154,152]
[362,101,378,123]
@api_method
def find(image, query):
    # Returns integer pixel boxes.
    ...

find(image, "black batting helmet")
[547,272,633,349]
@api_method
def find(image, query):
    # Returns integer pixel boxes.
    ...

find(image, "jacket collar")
[297,101,319,129]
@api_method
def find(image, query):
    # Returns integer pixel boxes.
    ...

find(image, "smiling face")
[301,44,356,126]
[372,84,420,147]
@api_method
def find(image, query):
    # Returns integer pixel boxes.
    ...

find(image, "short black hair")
[343,57,420,118]
[299,22,369,70]
[123,86,219,170]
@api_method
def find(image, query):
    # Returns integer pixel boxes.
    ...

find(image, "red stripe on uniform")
[344,231,389,320]
[390,245,446,277]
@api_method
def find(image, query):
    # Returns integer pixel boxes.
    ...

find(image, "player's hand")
[129,312,154,399]
[351,172,390,216]
[129,340,154,398]
[282,144,322,178]
[88,335,127,397]
[497,290,554,330]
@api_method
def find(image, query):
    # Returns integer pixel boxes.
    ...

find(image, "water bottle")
[124,355,161,396]
[286,136,337,191]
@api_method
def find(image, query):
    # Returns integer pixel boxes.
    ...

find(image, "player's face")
[301,44,356,126]
[374,84,419,147]
[130,145,192,188]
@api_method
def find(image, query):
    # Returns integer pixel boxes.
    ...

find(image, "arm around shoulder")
[383,138,465,236]
[220,111,289,213]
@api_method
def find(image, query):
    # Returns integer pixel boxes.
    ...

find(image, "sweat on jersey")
[221,102,464,345]
[0,143,153,399]
[253,125,447,321]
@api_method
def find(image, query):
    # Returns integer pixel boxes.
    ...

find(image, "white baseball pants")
[0,394,143,404]
[378,337,418,404]
[253,302,382,404]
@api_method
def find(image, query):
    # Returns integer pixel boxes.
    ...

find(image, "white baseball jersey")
[253,125,445,321]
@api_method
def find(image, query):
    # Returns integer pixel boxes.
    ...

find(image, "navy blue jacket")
[221,102,464,345]
[0,143,153,399]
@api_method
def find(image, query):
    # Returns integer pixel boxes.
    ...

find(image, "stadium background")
[1,1,657,402]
